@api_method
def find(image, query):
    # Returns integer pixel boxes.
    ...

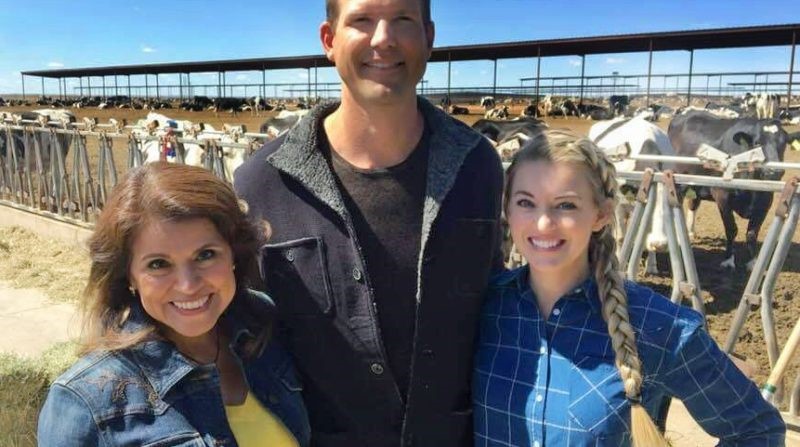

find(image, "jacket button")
[284,249,294,262]
[352,267,363,282]
[370,363,384,375]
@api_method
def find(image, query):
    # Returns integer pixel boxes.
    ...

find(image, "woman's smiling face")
[506,160,610,279]
[128,217,236,343]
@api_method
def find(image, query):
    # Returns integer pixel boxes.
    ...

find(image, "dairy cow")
[669,110,800,269]
[589,116,676,274]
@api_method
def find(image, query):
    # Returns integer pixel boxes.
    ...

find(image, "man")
[235,0,503,445]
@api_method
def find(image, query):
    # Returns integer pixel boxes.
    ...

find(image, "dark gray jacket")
[234,97,503,447]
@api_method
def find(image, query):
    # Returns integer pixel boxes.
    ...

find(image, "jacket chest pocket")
[261,237,334,316]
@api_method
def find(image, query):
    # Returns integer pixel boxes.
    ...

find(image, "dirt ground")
[3,102,800,410]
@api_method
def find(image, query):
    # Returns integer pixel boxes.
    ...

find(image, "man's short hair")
[325,0,432,28]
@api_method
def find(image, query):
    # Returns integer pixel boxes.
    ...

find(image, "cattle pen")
[4,21,800,440]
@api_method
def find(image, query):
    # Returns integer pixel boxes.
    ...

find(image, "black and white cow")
[471,117,546,146]
[259,110,310,140]
[480,96,496,111]
[589,116,676,274]
[448,105,470,115]
[609,95,630,116]
[578,103,611,120]
[668,110,800,270]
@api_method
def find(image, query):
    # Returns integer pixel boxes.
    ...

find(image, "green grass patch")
[0,342,78,447]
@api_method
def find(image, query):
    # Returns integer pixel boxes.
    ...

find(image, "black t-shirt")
[322,128,429,401]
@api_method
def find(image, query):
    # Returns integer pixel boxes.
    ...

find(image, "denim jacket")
[38,289,310,447]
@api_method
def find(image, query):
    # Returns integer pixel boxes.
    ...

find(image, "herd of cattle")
[453,93,800,124]
[472,96,800,273]
[1,93,800,273]
[0,108,310,185]
[0,95,317,116]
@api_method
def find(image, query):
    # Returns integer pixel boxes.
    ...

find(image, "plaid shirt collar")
[496,266,602,315]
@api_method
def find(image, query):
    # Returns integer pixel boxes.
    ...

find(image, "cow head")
[732,121,787,180]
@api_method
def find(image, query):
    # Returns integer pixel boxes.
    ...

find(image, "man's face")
[321,0,434,106]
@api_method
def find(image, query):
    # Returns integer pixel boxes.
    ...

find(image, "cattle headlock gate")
[610,153,800,421]
[0,116,268,226]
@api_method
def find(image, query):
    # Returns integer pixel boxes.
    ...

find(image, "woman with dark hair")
[38,162,309,446]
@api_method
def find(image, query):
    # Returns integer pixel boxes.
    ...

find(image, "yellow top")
[224,391,299,447]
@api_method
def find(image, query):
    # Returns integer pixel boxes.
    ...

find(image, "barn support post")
[78,77,83,97]
[535,47,541,105]
[579,54,586,104]
[87,77,92,97]
[307,68,311,99]
[492,59,497,97]
[686,49,694,106]
[114,75,118,97]
[178,73,183,101]
[645,39,654,106]
[718,75,723,98]
[217,72,222,98]
[101,76,106,99]
[706,75,710,100]
[145,75,149,100]
[187,73,191,98]
[156,74,160,100]
[314,61,319,98]
[21,74,26,100]
[447,52,452,101]
[41,77,45,98]
[788,31,796,107]
[127,75,131,100]
[262,68,266,98]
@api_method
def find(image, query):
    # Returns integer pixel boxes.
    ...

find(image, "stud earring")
[128,286,137,296]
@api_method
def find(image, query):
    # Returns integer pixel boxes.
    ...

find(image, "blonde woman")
[473,130,784,446]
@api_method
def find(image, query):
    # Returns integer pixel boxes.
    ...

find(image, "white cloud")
[141,46,156,53]
[568,59,582,67]
[47,62,64,68]
[606,57,625,64]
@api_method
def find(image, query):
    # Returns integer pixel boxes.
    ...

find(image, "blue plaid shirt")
[474,267,785,446]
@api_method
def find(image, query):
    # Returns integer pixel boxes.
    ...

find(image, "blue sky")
[0,0,798,96]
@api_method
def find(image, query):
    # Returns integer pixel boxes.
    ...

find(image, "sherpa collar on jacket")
[266,97,486,301]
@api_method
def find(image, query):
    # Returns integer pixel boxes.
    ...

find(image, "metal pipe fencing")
[0,118,271,226]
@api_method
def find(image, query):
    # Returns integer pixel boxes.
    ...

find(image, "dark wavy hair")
[80,162,268,356]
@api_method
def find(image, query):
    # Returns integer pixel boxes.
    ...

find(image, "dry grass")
[0,342,77,447]
[0,226,90,303]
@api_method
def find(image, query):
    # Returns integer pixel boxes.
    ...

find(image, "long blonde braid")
[506,130,667,447]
